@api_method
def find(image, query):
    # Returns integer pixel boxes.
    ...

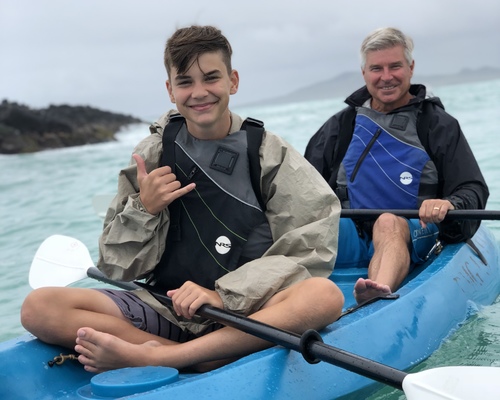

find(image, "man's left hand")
[419,199,455,228]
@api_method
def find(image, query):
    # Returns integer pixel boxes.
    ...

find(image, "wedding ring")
[433,207,440,210]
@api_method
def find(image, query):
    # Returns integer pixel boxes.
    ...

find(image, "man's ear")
[166,80,175,103]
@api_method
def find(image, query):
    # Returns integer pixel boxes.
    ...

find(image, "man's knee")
[374,213,403,229]
[373,213,410,239]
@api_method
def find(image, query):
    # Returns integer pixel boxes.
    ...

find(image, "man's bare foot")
[75,327,162,373]
[353,278,392,304]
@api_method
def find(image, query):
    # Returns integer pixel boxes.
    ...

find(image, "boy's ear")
[166,80,176,103]
[230,70,239,95]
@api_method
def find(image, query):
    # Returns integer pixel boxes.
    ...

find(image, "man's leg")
[75,277,344,373]
[21,287,177,349]
[353,213,411,303]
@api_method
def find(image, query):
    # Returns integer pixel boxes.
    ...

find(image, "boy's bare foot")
[75,327,162,373]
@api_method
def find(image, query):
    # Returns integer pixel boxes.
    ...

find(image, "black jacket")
[305,84,489,243]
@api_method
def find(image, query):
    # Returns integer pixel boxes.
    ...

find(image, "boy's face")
[166,51,239,139]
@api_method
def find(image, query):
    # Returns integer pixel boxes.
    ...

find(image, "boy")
[21,25,344,373]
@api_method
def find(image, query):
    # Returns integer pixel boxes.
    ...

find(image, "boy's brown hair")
[164,25,233,78]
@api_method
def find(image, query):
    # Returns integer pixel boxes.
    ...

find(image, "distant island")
[0,100,144,154]
[247,66,500,107]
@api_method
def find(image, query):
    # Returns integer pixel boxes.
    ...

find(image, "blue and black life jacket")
[151,114,273,291]
[336,106,439,209]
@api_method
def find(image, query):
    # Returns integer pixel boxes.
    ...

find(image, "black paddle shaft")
[86,268,407,390]
[341,209,500,220]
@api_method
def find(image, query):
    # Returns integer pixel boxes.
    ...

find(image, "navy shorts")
[96,289,223,342]
[334,218,440,269]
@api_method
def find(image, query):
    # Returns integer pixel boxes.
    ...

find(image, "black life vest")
[152,114,273,290]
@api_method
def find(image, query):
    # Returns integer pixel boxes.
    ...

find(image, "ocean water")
[1,79,499,399]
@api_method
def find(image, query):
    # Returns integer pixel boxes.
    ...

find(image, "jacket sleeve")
[214,132,341,315]
[97,132,171,281]
[304,106,357,191]
[304,115,340,182]
[427,107,489,242]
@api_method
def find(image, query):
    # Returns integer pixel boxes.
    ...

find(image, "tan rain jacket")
[97,111,340,334]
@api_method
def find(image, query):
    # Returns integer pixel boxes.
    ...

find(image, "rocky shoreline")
[0,100,144,154]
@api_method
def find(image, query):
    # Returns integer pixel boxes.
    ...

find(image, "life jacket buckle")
[244,117,264,128]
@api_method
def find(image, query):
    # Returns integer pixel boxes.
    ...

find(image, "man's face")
[362,45,414,113]
[166,51,239,139]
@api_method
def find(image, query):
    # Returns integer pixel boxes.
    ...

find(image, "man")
[305,27,488,304]
[21,25,344,373]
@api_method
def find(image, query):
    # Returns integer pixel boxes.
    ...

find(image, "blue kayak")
[1,225,499,399]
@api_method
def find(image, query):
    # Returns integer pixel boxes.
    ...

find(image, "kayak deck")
[1,225,499,399]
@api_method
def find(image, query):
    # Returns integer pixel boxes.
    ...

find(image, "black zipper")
[350,128,382,182]
[187,166,198,180]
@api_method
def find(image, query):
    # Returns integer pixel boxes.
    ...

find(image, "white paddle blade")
[29,235,94,289]
[403,366,500,400]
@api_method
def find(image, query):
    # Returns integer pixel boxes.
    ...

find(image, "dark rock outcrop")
[0,100,144,154]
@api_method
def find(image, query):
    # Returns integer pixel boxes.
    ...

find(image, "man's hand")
[419,199,455,228]
[133,154,195,215]
[167,281,224,319]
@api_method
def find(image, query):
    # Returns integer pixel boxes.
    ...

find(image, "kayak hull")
[1,225,499,399]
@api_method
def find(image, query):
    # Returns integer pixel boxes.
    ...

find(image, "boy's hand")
[167,281,224,319]
[133,154,195,215]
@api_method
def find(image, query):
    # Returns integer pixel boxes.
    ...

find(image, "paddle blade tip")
[403,366,500,400]
[29,235,94,289]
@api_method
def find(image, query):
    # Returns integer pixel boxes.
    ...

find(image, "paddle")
[29,235,500,399]
[341,209,500,220]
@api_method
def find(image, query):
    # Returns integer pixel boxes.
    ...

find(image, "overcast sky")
[1,0,499,119]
